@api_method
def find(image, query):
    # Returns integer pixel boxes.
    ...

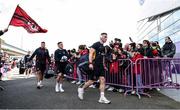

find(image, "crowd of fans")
[60,36,176,92]
[0,34,176,94]
[0,51,17,80]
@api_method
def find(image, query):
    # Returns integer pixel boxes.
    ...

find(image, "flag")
[9,5,47,33]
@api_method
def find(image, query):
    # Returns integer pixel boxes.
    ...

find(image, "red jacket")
[110,61,118,74]
[131,53,143,74]
[80,49,88,56]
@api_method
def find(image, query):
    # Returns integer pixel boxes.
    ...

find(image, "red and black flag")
[9,5,47,33]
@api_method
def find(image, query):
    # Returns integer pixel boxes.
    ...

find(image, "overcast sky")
[0,0,140,54]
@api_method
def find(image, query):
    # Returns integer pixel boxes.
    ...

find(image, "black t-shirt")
[91,41,105,64]
[54,49,69,62]
[29,47,50,64]
[24,55,30,63]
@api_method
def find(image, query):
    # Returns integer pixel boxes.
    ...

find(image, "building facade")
[137,0,180,57]
[0,38,27,56]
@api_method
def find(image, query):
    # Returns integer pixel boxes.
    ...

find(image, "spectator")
[162,36,176,58]
[143,40,153,58]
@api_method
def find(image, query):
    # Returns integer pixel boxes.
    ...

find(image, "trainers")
[98,97,111,104]
[59,87,64,93]
[107,87,114,91]
[131,90,135,94]
[156,88,160,91]
[89,84,96,88]
[76,81,81,85]
[78,88,84,100]
[118,89,124,93]
[55,84,59,92]
[168,77,172,82]
[37,82,40,89]
[39,84,43,87]
[105,85,110,89]
[71,81,76,84]
[37,82,43,89]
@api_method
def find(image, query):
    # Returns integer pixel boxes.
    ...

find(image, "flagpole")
[7,4,19,29]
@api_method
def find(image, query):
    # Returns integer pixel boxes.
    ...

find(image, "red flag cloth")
[9,5,47,33]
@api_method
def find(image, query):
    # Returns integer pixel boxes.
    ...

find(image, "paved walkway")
[0,68,180,109]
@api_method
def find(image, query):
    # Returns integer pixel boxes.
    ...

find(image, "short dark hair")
[143,40,150,47]
[41,41,45,44]
[78,45,85,50]
[129,42,136,49]
[57,42,62,45]
[101,33,107,36]
[166,36,172,42]
[114,38,121,42]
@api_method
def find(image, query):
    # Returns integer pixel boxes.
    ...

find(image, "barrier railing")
[65,58,180,99]
[134,58,180,99]
[105,59,133,93]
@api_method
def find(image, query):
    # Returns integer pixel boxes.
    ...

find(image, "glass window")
[172,19,180,32]
[160,13,170,22]
[173,9,180,21]
[158,39,165,48]
[161,13,174,31]
[137,19,148,31]
[159,19,180,41]
[174,42,180,53]
[149,35,159,41]
[148,27,158,38]
[171,30,180,43]
[159,31,166,41]
[138,20,157,40]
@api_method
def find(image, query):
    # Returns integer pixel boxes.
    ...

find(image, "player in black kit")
[29,42,51,89]
[78,33,111,104]
[54,42,69,92]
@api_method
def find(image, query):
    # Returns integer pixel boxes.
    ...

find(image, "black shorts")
[55,62,67,74]
[25,64,33,69]
[0,72,2,77]
[88,63,105,80]
[36,62,46,73]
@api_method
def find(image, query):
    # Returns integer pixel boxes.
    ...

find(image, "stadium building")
[137,0,180,57]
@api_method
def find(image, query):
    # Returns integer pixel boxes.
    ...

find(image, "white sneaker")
[118,89,124,93]
[98,97,111,104]
[37,82,41,89]
[156,88,160,91]
[59,87,64,93]
[39,83,44,87]
[105,85,110,89]
[55,84,59,92]
[131,90,135,94]
[168,77,172,82]
[107,87,114,91]
[89,85,95,88]
[71,81,76,84]
[76,81,81,85]
[78,88,84,100]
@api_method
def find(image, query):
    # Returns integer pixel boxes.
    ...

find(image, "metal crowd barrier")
[134,58,180,99]
[65,58,180,99]
[104,59,133,94]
